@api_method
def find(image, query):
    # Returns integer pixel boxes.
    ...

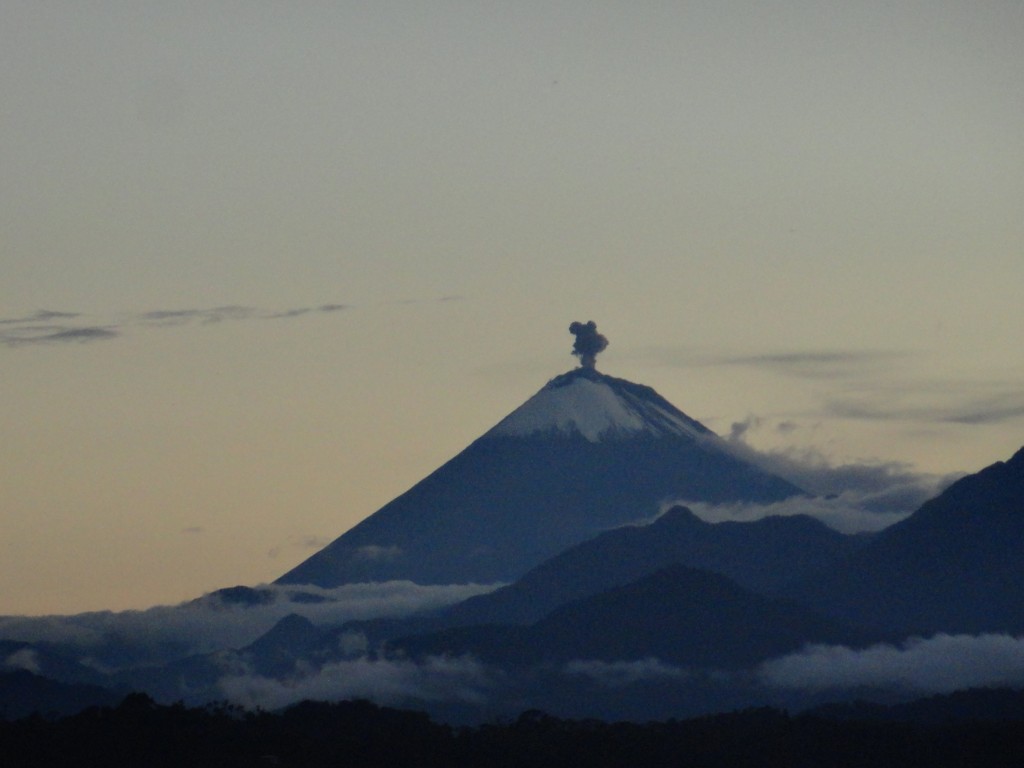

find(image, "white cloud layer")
[759,634,1024,693]
[0,581,500,669]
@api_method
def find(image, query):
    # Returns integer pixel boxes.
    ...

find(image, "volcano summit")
[279,330,803,589]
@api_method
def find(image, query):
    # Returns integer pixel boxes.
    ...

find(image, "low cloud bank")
[760,634,1024,694]
[0,581,500,670]
[2,648,41,674]
[218,655,493,711]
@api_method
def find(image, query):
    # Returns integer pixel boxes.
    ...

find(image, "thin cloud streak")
[0,324,119,346]
[719,350,907,380]
[640,345,1024,429]
[1,297,461,348]
[827,393,1024,426]
[0,310,82,325]
[134,304,347,327]
[637,345,908,381]
[0,303,350,346]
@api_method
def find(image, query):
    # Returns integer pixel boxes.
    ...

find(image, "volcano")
[277,366,804,588]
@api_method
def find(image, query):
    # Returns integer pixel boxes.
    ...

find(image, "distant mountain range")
[393,564,867,669]
[431,505,866,629]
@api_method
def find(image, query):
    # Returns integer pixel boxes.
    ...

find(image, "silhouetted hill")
[810,687,1024,724]
[395,565,866,668]
[6,693,1024,767]
[785,446,1024,635]
[0,670,120,720]
[437,506,863,629]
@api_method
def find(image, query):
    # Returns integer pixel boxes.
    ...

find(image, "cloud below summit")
[673,418,957,533]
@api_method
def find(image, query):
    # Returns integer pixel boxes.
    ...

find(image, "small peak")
[1008,445,1024,466]
[545,366,608,389]
[488,368,711,443]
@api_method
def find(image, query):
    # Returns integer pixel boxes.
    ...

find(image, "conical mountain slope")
[277,367,803,588]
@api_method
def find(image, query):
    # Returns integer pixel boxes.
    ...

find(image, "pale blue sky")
[3,1,1022,614]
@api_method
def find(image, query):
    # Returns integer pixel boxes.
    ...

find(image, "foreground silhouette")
[4,691,1024,767]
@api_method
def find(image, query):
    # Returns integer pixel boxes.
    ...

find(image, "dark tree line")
[3,692,1024,768]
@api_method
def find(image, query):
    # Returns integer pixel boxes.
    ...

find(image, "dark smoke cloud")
[569,321,609,369]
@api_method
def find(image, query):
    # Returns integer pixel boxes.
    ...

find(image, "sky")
[2,0,1023,616]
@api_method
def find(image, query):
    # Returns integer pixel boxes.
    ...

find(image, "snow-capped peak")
[487,368,712,443]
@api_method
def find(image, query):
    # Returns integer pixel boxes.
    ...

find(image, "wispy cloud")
[2,297,462,348]
[136,306,258,326]
[0,303,349,347]
[827,390,1024,426]
[0,310,123,346]
[638,345,907,381]
[641,345,1024,430]
[684,416,957,532]
[0,310,82,325]
[718,350,907,380]
[0,321,119,346]
[759,634,1024,694]
[727,431,955,509]
[135,303,351,327]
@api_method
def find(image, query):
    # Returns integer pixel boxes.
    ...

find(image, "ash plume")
[569,321,609,369]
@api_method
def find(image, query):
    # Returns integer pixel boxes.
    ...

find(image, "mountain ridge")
[784,445,1024,635]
